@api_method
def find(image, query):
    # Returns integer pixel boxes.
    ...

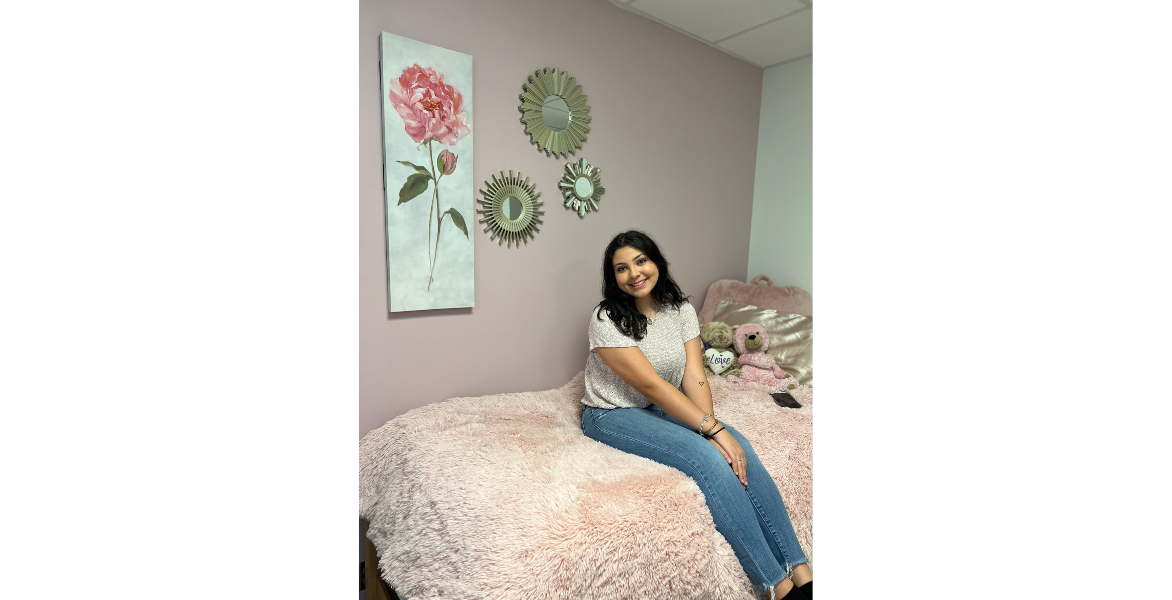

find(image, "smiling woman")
[580,230,814,600]
[593,230,678,340]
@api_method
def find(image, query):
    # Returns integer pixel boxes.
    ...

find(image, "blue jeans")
[582,403,808,596]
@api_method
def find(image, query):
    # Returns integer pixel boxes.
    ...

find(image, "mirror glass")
[503,196,523,221]
[574,176,593,199]
[541,95,571,132]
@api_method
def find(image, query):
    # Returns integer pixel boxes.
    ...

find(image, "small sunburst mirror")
[477,170,545,248]
[559,158,604,217]
[519,67,591,158]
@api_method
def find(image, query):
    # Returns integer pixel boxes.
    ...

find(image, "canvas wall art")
[380,32,474,312]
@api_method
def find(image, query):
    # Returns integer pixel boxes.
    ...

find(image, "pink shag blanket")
[359,372,813,600]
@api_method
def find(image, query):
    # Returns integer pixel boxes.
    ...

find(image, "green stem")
[426,140,435,267]
[432,176,443,269]
[429,149,446,289]
[428,212,444,291]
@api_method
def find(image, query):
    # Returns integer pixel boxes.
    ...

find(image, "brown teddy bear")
[699,321,743,379]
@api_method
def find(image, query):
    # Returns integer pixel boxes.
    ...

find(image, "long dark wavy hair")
[595,230,689,341]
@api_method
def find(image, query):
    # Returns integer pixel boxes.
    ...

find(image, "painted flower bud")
[437,149,458,175]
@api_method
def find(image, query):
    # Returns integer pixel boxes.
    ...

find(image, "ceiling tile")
[629,0,806,43]
[718,9,812,68]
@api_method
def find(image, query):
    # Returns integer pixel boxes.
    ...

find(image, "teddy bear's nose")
[748,334,757,340]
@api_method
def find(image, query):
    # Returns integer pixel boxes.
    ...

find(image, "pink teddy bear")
[731,323,789,392]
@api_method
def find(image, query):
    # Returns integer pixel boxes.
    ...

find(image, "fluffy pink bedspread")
[359,372,813,600]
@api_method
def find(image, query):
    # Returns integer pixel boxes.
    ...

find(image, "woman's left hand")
[710,428,748,486]
[707,435,745,487]
[707,438,733,465]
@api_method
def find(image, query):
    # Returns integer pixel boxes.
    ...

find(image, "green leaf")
[397,173,431,205]
[436,154,446,174]
[396,160,433,178]
[445,207,468,238]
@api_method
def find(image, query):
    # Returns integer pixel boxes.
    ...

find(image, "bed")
[360,276,813,599]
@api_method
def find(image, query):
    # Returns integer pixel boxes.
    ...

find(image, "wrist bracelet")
[697,413,712,435]
[702,415,718,434]
[703,424,726,439]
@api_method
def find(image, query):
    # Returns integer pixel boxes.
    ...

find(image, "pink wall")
[360,0,764,436]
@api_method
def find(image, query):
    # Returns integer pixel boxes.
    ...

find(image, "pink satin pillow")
[714,300,813,387]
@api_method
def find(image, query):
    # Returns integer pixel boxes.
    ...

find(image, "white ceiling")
[608,0,812,69]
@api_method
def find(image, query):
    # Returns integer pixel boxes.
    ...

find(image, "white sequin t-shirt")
[583,302,702,409]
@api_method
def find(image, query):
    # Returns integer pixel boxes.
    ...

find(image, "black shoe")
[795,581,812,599]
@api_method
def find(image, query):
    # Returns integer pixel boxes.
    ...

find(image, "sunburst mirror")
[559,158,604,217]
[519,68,591,158]
[477,170,545,248]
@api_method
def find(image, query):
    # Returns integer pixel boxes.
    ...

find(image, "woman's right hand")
[711,425,747,487]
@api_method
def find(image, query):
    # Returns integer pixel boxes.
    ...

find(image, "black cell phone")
[771,392,802,409]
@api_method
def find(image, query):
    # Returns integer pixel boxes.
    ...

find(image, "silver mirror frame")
[477,170,545,247]
[519,68,591,158]
[559,158,604,218]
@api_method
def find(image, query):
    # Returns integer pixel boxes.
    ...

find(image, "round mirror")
[573,176,593,199]
[503,196,523,221]
[520,68,591,157]
[559,158,605,218]
[477,170,545,248]
[541,95,571,132]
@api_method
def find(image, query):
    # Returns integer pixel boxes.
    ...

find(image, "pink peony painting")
[379,33,474,313]
[387,64,470,146]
